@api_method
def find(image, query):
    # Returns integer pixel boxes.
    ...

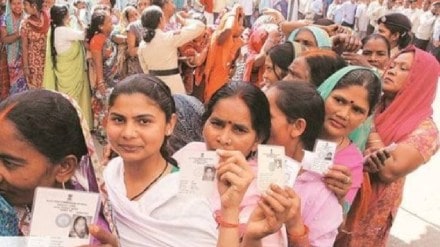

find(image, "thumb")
[88,224,119,247]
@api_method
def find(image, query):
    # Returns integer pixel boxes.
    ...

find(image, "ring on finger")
[344,176,351,184]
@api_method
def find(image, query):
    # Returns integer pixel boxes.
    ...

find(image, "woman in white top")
[43,4,92,128]
[137,5,205,94]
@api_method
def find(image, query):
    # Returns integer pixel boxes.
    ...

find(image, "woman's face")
[203,97,259,157]
[263,56,283,86]
[0,119,59,206]
[378,23,398,47]
[127,8,139,23]
[63,12,71,26]
[284,56,310,82]
[323,85,369,139]
[162,0,175,19]
[100,14,113,34]
[137,0,150,13]
[74,218,87,235]
[382,52,414,95]
[294,29,317,49]
[106,93,175,164]
[265,88,294,152]
[362,38,390,70]
[10,0,23,15]
[23,0,36,15]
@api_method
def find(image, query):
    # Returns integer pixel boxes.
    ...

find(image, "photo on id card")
[308,139,337,175]
[178,150,219,198]
[29,187,101,247]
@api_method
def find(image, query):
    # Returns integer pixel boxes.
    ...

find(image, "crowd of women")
[0,0,439,246]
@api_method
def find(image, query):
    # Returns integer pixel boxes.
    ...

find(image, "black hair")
[49,5,69,69]
[108,74,178,167]
[271,81,325,151]
[151,0,167,8]
[267,42,295,80]
[313,18,335,26]
[24,0,43,12]
[86,10,107,43]
[377,13,412,49]
[202,81,271,145]
[362,33,391,56]
[72,216,89,235]
[301,49,347,87]
[141,6,162,42]
[0,90,88,164]
[333,69,382,116]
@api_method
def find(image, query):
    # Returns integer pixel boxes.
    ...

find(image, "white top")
[355,3,369,32]
[103,157,218,247]
[433,17,440,41]
[410,8,423,33]
[416,11,438,40]
[341,1,357,25]
[213,0,227,13]
[298,0,309,14]
[54,26,85,54]
[138,19,204,94]
[311,0,323,16]
[367,0,385,27]
[327,2,344,24]
[238,0,253,15]
[287,0,299,21]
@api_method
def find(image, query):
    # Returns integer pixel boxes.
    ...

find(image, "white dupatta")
[103,157,218,247]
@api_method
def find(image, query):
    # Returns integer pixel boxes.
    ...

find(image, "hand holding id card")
[178,150,219,197]
[29,187,101,247]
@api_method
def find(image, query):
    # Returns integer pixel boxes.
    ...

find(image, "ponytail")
[143,28,156,42]
[141,6,163,43]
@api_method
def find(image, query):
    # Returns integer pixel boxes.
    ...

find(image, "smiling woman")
[103,74,218,247]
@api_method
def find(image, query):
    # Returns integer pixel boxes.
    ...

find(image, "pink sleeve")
[334,143,364,204]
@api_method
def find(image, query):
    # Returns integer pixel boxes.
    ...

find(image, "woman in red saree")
[21,0,49,89]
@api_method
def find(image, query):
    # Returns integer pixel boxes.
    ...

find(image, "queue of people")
[0,0,439,247]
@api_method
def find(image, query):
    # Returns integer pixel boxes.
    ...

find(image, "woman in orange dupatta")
[336,46,440,247]
[203,4,244,102]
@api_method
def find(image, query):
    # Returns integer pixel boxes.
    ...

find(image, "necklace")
[129,162,168,201]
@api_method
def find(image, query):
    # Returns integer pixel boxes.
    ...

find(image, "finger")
[369,152,383,168]
[258,200,276,219]
[376,150,389,167]
[325,183,346,200]
[217,162,245,178]
[88,225,118,247]
[262,192,287,214]
[327,165,351,177]
[366,156,380,173]
[267,185,292,208]
[323,177,347,192]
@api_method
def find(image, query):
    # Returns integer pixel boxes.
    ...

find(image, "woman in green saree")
[43,5,92,128]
